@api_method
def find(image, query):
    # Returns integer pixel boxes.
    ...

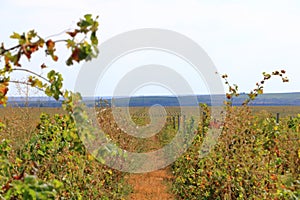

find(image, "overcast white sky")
[1,0,299,96]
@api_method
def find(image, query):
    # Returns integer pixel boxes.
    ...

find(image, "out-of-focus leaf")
[10,32,21,39]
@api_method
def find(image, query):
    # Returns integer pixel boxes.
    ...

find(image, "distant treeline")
[2,92,300,107]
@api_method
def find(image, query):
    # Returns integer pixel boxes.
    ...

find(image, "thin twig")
[8,80,45,92]
[11,68,49,83]
[45,28,73,40]
[0,44,21,54]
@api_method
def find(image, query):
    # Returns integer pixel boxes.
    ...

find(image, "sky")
[1,0,299,96]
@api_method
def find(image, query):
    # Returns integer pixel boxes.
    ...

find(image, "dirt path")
[126,167,175,200]
[124,120,176,200]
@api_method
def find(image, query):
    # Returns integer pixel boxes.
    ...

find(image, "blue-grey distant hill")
[2,92,300,107]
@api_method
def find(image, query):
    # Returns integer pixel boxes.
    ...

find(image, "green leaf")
[52,179,63,189]
[28,189,37,199]
[45,87,52,97]
[37,150,45,156]
[27,30,37,40]
[90,31,98,45]
[84,14,93,23]
[257,89,263,95]
[10,32,21,39]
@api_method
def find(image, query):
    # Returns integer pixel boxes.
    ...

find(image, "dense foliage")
[171,74,299,199]
[0,14,130,199]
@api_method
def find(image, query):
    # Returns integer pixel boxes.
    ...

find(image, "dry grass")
[249,106,300,117]
[0,107,64,150]
[1,106,299,151]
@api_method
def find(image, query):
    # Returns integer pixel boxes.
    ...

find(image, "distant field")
[1,106,299,122]
[0,107,64,124]
[127,106,300,118]
[0,107,65,149]
[249,106,300,117]
[1,105,298,151]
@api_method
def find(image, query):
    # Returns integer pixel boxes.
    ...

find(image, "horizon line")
[6,91,300,99]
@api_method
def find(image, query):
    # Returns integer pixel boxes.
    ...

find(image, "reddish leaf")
[66,29,79,37]
[71,47,80,62]
[41,63,47,69]
[46,39,55,49]
[53,55,58,61]
[1,180,12,192]
[29,44,39,52]
[0,84,8,96]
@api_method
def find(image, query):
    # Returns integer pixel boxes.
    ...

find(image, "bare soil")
[126,167,175,200]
